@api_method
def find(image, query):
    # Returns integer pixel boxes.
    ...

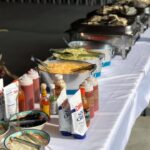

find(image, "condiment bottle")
[49,84,57,115]
[40,83,50,116]
[18,87,26,112]
[28,69,40,103]
[80,87,90,128]
[19,74,35,110]
[54,74,66,97]
[85,83,94,118]
[86,77,99,111]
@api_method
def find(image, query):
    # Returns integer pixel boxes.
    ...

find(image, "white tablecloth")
[44,29,150,150]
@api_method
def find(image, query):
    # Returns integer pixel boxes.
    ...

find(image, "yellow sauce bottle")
[40,83,50,116]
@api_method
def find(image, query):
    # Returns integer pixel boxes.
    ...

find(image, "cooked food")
[116,0,150,8]
[133,0,150,8]
[7,133,48,150]
[84,14,128,26]
[116,0,133,5]
[51,48,102,60]
[97,4,137,16]
[40,61,92,74]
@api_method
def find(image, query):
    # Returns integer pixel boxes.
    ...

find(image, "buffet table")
[44,29,150,150]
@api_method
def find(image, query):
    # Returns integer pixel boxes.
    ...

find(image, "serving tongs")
[31,56,50,73]
[9,119,43,126]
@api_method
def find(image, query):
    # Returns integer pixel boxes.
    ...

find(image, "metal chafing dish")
[87,4,149,33]
[113,1,150,30]
[39,59,96,95]
[66,15,140,59]
[66,40,115,67]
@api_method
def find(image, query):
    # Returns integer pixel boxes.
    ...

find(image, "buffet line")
[1,0,150,149]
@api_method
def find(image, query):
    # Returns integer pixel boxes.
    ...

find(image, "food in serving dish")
[134,0,150,7]
[40,61,94,74]
[51,48,103,61]
[4,129,50,150]
[97,4,137,16]
[116,0,150,8]
[83,14,128,26]
[9,110,50,130]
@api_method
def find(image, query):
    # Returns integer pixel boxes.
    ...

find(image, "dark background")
[0,2,98,83]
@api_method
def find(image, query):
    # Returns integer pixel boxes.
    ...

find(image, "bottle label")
[41,105,50,116]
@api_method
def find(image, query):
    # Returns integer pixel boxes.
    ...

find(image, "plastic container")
[18,88,26,112]
[19,74,35,110]
[28,69,40,103]
[86,77,99,112]
[85,83,94,118]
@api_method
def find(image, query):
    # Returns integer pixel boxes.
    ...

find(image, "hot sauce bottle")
[80,87,90,128]
[40,83,50,116]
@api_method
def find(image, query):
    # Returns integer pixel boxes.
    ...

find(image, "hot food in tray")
[83,14,128,26]
[96,5,137,16]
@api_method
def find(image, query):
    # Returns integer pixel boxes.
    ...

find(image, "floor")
[125,107,150,150]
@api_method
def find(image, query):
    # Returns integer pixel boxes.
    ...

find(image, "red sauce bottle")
[80,87,90,128]
[86,77,99,112]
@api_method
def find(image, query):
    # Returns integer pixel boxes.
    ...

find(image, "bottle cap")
[41,83,47,90]
[50,84,55,89]
[85,83,93,92]
[19,74,33,86]
[28,69,39,79]
[55,74,63,80]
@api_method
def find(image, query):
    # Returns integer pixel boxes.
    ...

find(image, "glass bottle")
[49,84,57,115]
[80,87,90,128]
[40,83,50,116]
[54,74,66,98]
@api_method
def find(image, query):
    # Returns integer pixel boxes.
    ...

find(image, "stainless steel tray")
[65,28,140,59]
[71,17,139,35]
